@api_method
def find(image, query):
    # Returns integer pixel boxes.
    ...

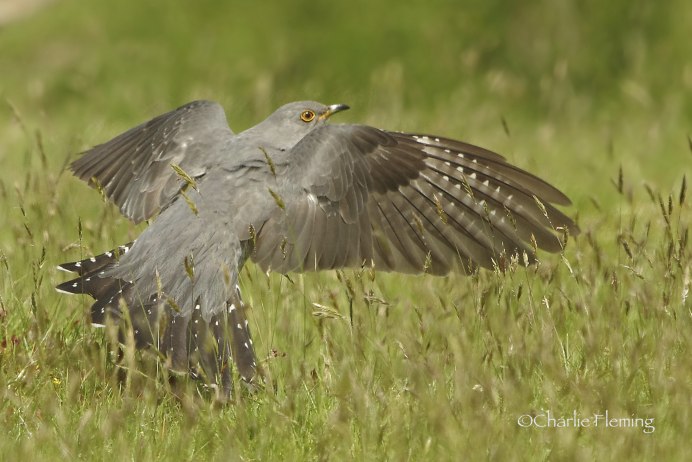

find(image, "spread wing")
[250,125,578,275]
[69,100,234,223]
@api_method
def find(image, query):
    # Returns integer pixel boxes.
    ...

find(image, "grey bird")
[57,100,578,398]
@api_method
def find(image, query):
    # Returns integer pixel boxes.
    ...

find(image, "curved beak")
[319,103,350,120]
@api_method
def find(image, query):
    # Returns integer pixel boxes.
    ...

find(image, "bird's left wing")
[249,124,577,275]
[70,100,234,224]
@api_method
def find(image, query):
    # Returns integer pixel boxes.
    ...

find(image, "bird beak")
[319,103,350,120]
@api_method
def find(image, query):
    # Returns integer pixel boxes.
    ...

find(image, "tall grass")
[0,0,690,460]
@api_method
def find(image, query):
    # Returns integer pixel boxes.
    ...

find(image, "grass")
[0,0,690,460]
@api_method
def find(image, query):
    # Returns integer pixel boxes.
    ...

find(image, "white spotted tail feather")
[56,242,258,391]
[56,242,135,327]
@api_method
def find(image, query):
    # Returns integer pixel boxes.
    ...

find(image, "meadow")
[0,0,690,460]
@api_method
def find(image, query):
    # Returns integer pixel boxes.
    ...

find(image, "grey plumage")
[57,100,577,397]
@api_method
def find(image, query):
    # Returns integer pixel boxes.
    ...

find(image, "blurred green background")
[1,0,688,261]
[1,0,690,187]
[0,0,690,460]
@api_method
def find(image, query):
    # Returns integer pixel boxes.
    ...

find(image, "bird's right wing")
[249,124,577,275]
[70,100,234,223]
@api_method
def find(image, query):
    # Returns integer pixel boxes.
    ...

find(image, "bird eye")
[300,110,316,122]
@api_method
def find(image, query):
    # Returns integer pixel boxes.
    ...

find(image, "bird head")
[251,101,349,150]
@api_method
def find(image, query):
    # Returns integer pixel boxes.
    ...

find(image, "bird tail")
[57,243,260,398]
[162,292,259,396]
[56,242,140,329]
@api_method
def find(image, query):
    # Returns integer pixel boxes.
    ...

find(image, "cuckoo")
[57,100,578,398]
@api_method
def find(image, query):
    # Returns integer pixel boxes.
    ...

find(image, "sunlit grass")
[1,0,690,460]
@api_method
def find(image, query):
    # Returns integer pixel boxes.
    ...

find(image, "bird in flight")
[57,100,578,399]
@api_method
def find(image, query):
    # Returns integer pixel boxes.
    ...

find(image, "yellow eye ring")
[300,110,316,122]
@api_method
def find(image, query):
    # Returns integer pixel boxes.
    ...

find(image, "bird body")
[57,100,577,398]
